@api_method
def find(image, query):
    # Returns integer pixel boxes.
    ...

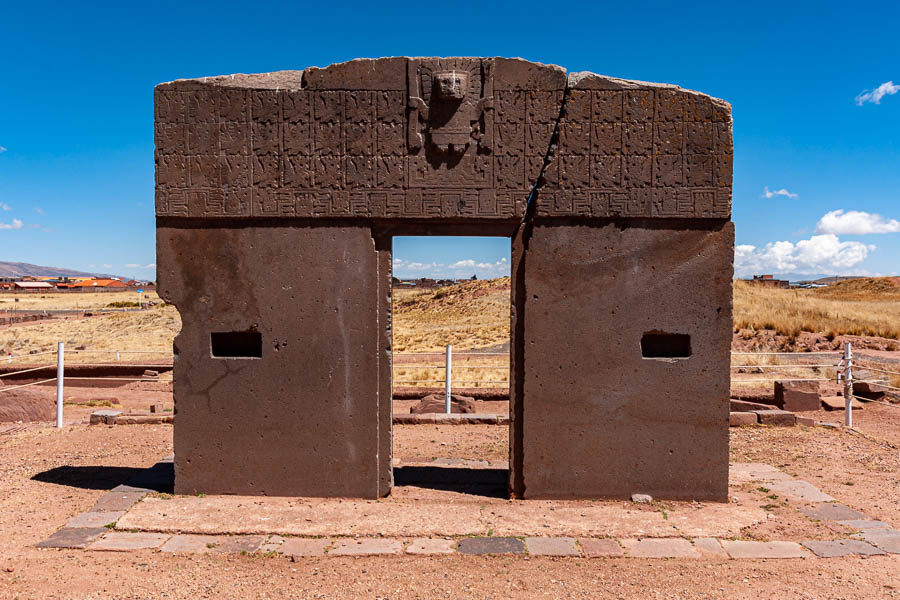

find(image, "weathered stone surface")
[66,511,125,528]
[728,463,795,484]
[90,491,146,512]
[519,222,733,500]
[88,532,169,551]
[579,538,624,557]
[730,412,758,427]
[37,527,108,549]
[405,538,456,555]
[159,226,391,498]
[620,538,700,558]
[160,534,264,553]
[754,409,797,426]
[279,538,330,557]
[853,381,886,401]
[524,537,579,556]
[330,538,402,556]
[410,394,476,414]
[730,399,774,412]
[457,537,525,555]
[692,537,728,557]
[802,539,885,557]
[838,519,891,530]
[157,57,733,501]
[156,58,731,222]
[766,480,835,503]
[796,416,817,427]
[774,381,821,412]
[822,396,863,411]
[721,540,809,559]
[89,409,122,425]
[799,503,866,522]
[855,529,900,553]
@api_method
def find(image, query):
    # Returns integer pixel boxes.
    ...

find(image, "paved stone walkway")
[35,460,900,560]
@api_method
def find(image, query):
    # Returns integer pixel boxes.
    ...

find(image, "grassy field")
[4,278,898,385]
[0,290,161,311]
[733,278,900,340]
[1,291,176,363]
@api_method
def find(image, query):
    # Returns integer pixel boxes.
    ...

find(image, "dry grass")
[1,307,179,364]
[392,278,511,353]
[733,278,900,340]
[0,290,162,311]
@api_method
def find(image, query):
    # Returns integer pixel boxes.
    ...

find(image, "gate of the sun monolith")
[155,57,734,501]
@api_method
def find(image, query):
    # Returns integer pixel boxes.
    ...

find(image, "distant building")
[12,281,54,291]
[748,274,789,289]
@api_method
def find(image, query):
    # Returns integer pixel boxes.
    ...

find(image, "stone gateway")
[155,57,734,500]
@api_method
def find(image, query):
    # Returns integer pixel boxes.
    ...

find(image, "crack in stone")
[517,80,571,236]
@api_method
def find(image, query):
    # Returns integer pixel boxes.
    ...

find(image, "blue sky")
[1,0,898,280]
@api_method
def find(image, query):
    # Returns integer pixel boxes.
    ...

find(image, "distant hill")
[0,261,119,279]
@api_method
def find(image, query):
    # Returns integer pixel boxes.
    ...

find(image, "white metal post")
[56,342,64,428]
[843,342,853,428]
[445,344,452,414]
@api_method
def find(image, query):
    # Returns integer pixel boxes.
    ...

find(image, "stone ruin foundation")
[155,57,734,501]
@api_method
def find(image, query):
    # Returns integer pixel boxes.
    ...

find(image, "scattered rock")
[730,412,758,427]
[410,394,476,414]
[821,396,863,411]
[753,409,797,426]
[730,398,776,412]
[142,370,159,378]
[852,382,886,401]
[774,381,821,412]
[631,494,652,504]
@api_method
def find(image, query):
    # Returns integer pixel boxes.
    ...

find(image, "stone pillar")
[157,224,391,497]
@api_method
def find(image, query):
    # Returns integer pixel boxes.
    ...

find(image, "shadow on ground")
[393,466,508,498]
[32,461,173,493]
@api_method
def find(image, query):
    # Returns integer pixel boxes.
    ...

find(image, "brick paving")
[799,503,866,521]
[88,532,169,552]
[66,511,125,528]
[524,537,579,556]
[620,538,700,559]
[802,539,885,558]
[692,537,728,558]
[579,538,624,557]
[279,538,331,557]
[37,527,109,549]
[330,539,403,556]
[34,461,899,561]
[457,537,525,555]
[720,541,809,559]
[854,529,900,554]
[406,538,456,555]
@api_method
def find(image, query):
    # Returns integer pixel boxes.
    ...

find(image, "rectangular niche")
[211,331,262,359]
[641,332,691,359]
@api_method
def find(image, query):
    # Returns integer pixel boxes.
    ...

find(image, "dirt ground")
[1,385,898,598]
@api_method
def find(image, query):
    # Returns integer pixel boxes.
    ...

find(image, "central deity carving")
[407,59,494,155]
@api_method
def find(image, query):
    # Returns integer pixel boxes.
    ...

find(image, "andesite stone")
[156,57,734,500]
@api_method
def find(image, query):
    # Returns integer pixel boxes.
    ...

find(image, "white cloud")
[103,264,112,268]
[735,234,873,276]
[761,186,797,199]
[0,202,10,211]
[855,81,900,106]
[124,263,156,269]
[450,259,476,268]
[34,206,44,215]
[815,209,900,235]
[0,219,23,230]
[405,261,442,271]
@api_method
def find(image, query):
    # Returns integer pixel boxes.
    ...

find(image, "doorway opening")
[390,235,512,498]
